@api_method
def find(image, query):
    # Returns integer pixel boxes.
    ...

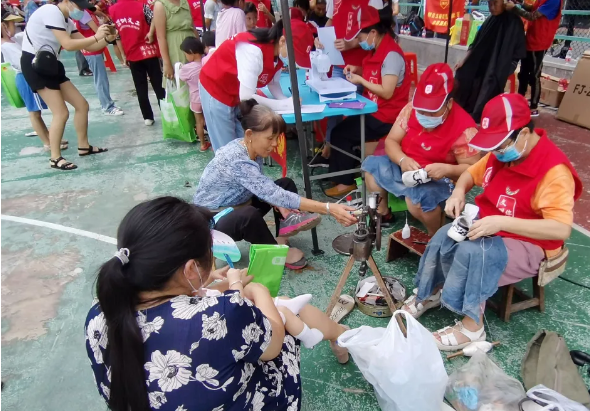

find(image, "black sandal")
[50,157,78,170]
[78,145,108,157]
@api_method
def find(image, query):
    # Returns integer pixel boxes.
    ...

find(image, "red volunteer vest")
[526,0,562,51]
[199,32,283,107]
[476,130,582,250]
[110,0,160,62]
[254,0,273,28]
[189,0,203,28]
[400,103,476,168]
[362,34,410,123]
[74,13,105,56]
[331,0,370,67]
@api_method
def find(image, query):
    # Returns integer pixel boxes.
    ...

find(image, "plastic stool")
[507,73,516,93]
[104,47,117,73]
[404,52,418,88]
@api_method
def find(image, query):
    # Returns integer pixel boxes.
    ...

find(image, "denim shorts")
[362,155,454,212]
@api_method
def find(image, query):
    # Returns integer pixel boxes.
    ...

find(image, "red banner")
[424,0,465,34]
[270,133,288,178]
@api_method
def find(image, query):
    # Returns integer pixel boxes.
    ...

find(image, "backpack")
[403,10,424,36]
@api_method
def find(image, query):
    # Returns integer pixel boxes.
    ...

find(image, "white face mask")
[184,262,204,296]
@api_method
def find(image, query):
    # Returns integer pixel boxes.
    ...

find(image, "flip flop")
[285,257,307,270]
[330,294,355,323]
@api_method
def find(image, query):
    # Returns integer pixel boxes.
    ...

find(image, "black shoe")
[380,212,396,228]
[309,155,329,168]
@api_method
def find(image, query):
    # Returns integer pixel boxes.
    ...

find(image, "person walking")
[110,0,165,126]
[73,9,125,115]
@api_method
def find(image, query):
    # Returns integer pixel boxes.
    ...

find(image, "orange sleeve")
[467,153,492,186]
[452,127,481,160]
[394,102,413,133]
[532,164,576,225]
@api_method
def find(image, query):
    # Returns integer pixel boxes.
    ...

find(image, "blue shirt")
[85,291,302,410]
[538,0,561,20]
[193,139,301,210]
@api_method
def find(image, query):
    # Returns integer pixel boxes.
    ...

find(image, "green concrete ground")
[1,50,589,411]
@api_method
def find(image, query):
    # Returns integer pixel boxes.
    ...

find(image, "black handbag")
[26,31,59,77]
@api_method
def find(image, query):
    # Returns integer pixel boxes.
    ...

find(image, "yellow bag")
[450,18,462,46]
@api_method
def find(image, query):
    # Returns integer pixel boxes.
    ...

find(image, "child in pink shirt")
[179,37,210,151]
[214,0,247,47]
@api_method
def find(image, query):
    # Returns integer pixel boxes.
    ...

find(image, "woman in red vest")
[199,19,311,151]
[362,63,481,234]
[110,0,165,126]
[325,4,411,197]
[402,93,582,352]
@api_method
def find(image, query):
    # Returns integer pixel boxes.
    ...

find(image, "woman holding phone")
[21,0,114,170]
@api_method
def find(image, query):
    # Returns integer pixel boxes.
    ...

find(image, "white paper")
[275,104,326,115]
[317,27,345,66]
[356,282,375,298]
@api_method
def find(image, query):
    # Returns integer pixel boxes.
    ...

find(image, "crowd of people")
[2,0,583,409]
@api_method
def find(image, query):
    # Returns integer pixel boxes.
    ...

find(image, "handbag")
[537,246,569,287]
[1,63,25,108]
[26,31,59,77]
[247,244,289,297]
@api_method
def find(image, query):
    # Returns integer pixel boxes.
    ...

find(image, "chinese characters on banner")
[423,0,465,34]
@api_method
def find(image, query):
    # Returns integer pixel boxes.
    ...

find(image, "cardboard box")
[540,75,560,91]
[557,51,590,129]
[539,87,565,107]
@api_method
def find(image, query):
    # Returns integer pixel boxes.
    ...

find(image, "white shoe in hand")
[402,169,431,187]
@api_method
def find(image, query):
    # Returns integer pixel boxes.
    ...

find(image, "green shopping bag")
[160,76,196,143]
[1,63,25,108]
[248,244,289,297]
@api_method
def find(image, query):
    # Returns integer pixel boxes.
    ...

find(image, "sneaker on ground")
[145,119,155,126]
[103,107,124,116]
[279,212,321,237]
[309,155,329,168]
[530,109,539,117]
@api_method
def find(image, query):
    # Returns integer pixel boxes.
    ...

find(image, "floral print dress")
[85,290,302,411]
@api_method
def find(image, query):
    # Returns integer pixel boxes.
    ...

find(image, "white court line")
[1,215,117,245]
[572,223,590,238]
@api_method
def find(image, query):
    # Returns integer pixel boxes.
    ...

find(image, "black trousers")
[329,114,393,185]
[75,51,90,75]
[518,50,546,109]
[214,178,298,244]
[128,57,166,120]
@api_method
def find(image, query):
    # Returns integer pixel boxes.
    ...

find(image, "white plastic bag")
[337,310,448,411]
[525,385,589,411]
[446,349,526,411]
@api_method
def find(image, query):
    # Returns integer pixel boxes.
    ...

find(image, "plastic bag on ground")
[446,349,526,411]
[337,310,448,411]
[525,385,589,411]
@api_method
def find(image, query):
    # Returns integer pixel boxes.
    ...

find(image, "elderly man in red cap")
[362,63,480,234]
[401,93,582,352]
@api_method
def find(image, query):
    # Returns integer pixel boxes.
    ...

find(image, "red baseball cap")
[283,16,314,69]
[344,2,381,41]
[412,63,454,112]
[469,93,531,151]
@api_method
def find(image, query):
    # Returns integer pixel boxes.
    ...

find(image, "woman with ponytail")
[86,196,351,410]
[324,3,411,198]
[199,19,310,151]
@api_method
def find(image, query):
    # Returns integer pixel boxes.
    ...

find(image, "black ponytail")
[96,197,214,411]
[360,5,396,40]
[248,19,284,44]
[238,98,286,136]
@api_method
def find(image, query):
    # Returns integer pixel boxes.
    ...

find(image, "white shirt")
[1,39,23,71]
[22,4,78,55]
[215,7,246,48]
[204,0,221,30]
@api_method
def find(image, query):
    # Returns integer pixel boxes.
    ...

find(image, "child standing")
[179,37,210,151]
[244,1,257,30]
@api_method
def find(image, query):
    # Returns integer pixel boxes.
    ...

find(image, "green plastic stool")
[354,177,408,213]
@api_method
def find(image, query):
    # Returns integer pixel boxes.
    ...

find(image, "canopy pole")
[200,0,206,32]
[280,0,323,255]
[444,0,454,63]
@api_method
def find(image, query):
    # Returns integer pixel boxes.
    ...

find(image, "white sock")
[274,294,312,315]
[294,324,324,349]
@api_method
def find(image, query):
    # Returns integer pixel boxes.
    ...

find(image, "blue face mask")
[69,6,85,20]
[494,137,527,162]
[415,107,447,129]
[279,54,289,67]
[359,33,375,51]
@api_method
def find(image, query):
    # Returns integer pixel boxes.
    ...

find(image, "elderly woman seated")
[362,63,481,235]
[402,93,582,351]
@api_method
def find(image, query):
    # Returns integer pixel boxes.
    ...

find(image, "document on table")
[317,27,345,66]
[275,104,326,115]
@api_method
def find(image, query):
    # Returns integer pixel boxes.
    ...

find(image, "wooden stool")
[488,278,545,322]
[386,227,429,262]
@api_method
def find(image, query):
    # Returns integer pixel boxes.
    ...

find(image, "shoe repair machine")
[327,192,407,335]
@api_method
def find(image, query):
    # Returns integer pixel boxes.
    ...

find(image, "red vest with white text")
[476,130,582,250]
[199,32,283,107]
[362,34,410,123]
[254,0,273,28]
[189,0,204,29]
[110,0,160,62]
[331,0,370,67]
[74,12,105,56]
[526,0,562,51]
[400,103,476,167]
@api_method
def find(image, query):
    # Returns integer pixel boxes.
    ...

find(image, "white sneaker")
[145,119,155,126]
[402,168,431,187]
[103,106,124,116]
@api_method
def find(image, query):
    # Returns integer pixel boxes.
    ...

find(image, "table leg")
[360,114,366,206]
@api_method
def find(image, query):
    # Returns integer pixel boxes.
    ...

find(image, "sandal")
[285,256,307,270]
[44,141,69,151]
[329,294,354,323]
[434,320,486,352]
[78,145,108,157]
[402,288,441,319]
[50,157,78,171]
